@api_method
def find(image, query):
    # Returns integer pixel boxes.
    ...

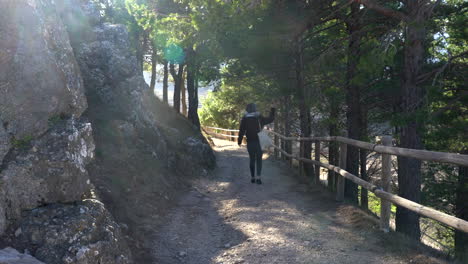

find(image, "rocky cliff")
[0,0,215,263]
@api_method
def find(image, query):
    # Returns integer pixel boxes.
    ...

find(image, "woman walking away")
[238,103,276,184]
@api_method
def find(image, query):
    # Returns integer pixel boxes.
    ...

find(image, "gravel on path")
[152,138,449,264]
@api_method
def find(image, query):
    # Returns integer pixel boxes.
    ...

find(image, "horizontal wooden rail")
[204,125,468,233]
[205,132,238,138]
[266,130,468,167]
[270,143,468,233]
[204,126,239,132]
[203,126,240,141]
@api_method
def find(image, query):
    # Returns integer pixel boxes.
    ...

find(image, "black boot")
[251,177,255,183]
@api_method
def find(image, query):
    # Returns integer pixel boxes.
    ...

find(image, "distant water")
[143,72,212,108]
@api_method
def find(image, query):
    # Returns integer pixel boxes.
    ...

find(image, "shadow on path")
[151,139,449,264]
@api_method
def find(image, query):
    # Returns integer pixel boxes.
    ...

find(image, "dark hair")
[246,103,257,113]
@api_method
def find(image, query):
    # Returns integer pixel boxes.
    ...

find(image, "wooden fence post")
[380,136,393,232]
[336,142,347,202]
[315,140,320,185]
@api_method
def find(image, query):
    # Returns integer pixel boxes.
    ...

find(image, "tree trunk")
[169,63,177,108]
[170,63,184,113]
[455,149,468,262]
[274,115,279,158]
[296,43,314,178]
[357,0,435,242]
[194,73,200,126]
[396,4,426,240]
[181,71,187,116]
[283,96,292,163]
[163,61,168,104]
[150,47,157,91]
[136,30,149,74]
[360,106,368,210]
[187,48,200,128]
[328,102,339,192]
[344,2,362,204]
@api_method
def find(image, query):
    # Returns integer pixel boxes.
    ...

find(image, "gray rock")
[0,122,10,163]
[12,200,131,264]
[0,0,87,140]
[0,119,94,233]
[183,137,216,170]
[0,247,45,264]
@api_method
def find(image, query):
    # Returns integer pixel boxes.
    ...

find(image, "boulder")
[183,137,216,170]
[0,0,87,141]
[0,122,10,165]
[10,200,131,264]
[0,247,45,264]
[0,119,94,234]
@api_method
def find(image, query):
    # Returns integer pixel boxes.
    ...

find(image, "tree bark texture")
[163,61,169,104]
[150,47,157,92]
[328,102,339,192]
[181,71,187,116]
[344,2,362,204]
[455,149,468,262]
[360,106,368,210]
[357,0,437,242]
[396,3,426,240]
[283,96,292,163]
[170,63,184,113]
[136,30,149,74]
[186,50,200,128]
[296,43,314,179]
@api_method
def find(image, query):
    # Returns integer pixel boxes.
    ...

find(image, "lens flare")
[164,44,185,64]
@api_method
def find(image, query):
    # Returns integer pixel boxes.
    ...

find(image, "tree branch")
[354,0,409,22]
[416,50,468,85]
[424,0,442,18]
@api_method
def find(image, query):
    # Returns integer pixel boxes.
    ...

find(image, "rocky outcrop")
[6,200,131,264]
[0,0,133,263]
[0,0,87,142]
[0,119,94,234]
[59,1,216,261]
[0,247,45,264]
[0,124,10,164]
[1,0,215,262]
[0,0,91,235]
[60,1,215,175]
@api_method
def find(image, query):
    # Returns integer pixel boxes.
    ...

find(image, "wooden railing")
[202,125,468,234]
[203,126,239,142]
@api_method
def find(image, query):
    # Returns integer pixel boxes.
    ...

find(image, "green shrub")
[199,84,272,129]
[12,135,34,149]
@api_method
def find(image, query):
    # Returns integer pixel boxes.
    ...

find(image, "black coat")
[238,108,275,144]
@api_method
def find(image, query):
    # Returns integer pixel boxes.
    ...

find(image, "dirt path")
[151,138,447,264]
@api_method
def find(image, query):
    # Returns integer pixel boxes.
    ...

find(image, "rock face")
[0,0,87,141]
[60,1,216,261]
[0,0,91,235]
[8,200,131,264]
[60,1,215,175]
[0,247,45,264]
[0,119,94,234]
[0,0,133,263]
[0,0,215,263]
